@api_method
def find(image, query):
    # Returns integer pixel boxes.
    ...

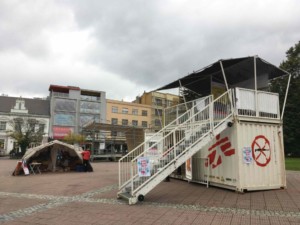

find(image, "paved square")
[0,158,299,224]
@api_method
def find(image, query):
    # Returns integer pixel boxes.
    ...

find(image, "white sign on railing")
[137,157,151,177]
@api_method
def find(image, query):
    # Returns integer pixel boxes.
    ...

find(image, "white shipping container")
[191,120,286,192]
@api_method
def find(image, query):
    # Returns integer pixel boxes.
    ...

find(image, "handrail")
[119,95,212,164]
[119,90,233,193]
[164,96,209,127]
[118,94,212,190]
[131,89,229,162]
[130,90,232,195]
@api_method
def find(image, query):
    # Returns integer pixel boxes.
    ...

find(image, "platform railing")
[234,88,280,119]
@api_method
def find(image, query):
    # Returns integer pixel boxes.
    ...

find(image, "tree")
[63,132,86,145]
[180,87,202,103]
[7,117,44,156]
[270,41,300,156]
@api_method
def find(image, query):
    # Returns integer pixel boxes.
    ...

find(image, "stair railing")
[119,90,233,194]
[130,90,233,195]
[118,95,212,190]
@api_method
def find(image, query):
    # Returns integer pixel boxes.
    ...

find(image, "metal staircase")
[118,90,234,204]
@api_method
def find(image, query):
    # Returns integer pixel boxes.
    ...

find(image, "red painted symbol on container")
[205,134,235,169]
[251,135,271,167]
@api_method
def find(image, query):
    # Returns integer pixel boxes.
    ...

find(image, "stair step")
[118,192,133,201]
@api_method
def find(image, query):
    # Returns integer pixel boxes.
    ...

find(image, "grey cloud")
[0,1,71,58]
[63,0,300,90]
[0,0,300,100]
[63,1,207,88]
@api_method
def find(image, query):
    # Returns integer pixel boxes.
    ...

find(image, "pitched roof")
[0,96,50,116]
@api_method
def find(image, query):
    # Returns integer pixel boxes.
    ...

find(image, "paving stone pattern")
[0,159,299,224]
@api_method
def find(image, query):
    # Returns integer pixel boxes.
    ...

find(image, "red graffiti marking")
[205,134,235,169]
[251,135,271,167]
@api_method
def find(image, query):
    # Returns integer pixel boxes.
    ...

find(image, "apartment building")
[0,96,50,156]
[105,99,152,153]
[134,91,180,131]
[48,85,106,151]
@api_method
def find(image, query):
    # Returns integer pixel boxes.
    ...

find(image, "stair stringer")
[126,117,232,204]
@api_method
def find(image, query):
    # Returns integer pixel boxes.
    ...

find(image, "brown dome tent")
[13,140,89,175]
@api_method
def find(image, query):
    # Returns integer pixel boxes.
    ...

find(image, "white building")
[0,96,50,156]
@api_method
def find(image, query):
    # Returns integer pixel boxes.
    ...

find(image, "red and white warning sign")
[251,135,271,167]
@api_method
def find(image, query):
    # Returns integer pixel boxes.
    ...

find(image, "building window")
[122,108,128,114]
[155,109,163,116]
[112,106,118,113]
[155,119,161,126]
[54,113,76,126]
[142,110,148,116]
[111,118,118,125]
[132,120,138,126]
[38,124,45,132]
[28,120,36,132]
[166,100,172,107]
[111,131,117,136]
[80,101,101,114]
[13,142,19,151]
[0,122,6,131]
[142,121,148,128]
[0,139,4,149]
[132,109,138,115]
[122,119,128,126]
[55,99,76,112]
[155,98,162,106]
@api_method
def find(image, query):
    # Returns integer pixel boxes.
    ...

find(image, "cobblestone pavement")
[0,158,299,224]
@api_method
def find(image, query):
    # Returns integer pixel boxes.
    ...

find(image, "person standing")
[81,149,91,172]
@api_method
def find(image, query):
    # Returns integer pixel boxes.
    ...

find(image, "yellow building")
[105,99,152,153]
[134,91,180,131]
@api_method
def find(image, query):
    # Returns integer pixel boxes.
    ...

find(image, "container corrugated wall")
[193,125,238,188]
[191,120,286,192]
[236,121,286,191]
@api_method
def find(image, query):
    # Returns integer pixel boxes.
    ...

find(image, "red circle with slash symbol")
[251,135,271,167]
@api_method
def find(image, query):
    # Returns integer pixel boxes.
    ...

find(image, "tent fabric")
[22,140,83,172]
[156,56,288,96]
[23,140,83,162]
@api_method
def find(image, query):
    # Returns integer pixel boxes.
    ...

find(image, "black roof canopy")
[156,56,288,96]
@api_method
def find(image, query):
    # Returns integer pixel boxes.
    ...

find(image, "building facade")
[134,91,180,131]
[0,96,50,156]
[48,85,106,151]
[105,99,152,153]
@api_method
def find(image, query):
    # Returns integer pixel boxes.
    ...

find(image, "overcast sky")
[0,0,299,101]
